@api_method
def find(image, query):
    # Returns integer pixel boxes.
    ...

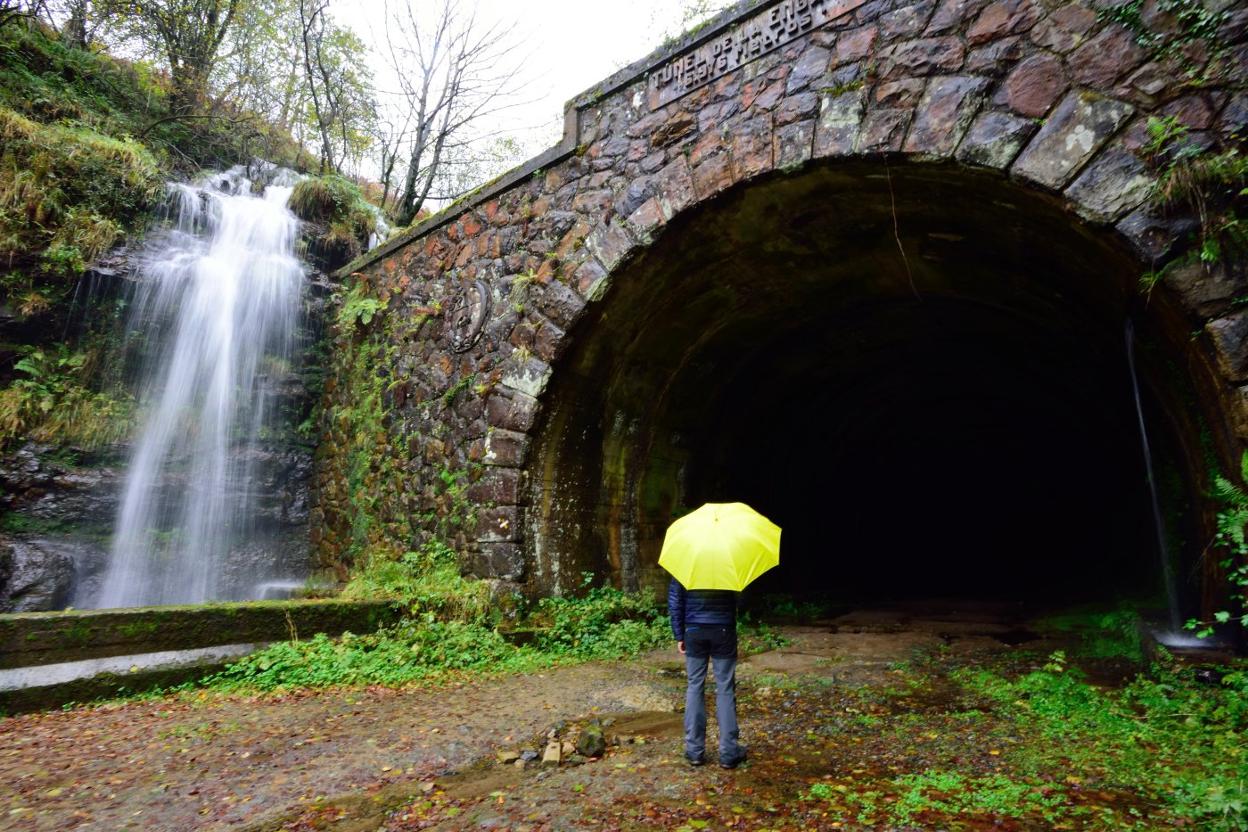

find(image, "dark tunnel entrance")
[527,160,1213,619]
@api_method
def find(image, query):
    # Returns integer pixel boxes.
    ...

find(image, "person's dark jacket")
[668,578,737,641]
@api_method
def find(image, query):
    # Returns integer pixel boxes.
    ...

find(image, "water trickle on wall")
[1126,318,1182,632]
[93,164,307,609]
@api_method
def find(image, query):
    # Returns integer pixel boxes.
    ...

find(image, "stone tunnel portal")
[528,160,1209,614]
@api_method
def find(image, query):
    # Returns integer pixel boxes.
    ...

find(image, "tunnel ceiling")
[531,161,1195,606]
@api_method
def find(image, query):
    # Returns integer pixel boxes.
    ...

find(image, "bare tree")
[382,0,525,227]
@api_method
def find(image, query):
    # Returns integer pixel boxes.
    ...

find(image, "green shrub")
[534,578,670,659]
[342,543,497,623]
[207,618,535,690]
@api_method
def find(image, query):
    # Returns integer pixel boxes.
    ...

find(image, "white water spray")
[95,165,306,608]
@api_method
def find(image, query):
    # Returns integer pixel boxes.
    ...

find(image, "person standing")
[668,576,748,769]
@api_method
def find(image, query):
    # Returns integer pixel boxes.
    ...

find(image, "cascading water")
[94,165,307,608]
[1125,318,1182,632]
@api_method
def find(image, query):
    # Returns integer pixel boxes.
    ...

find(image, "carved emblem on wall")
[445,279,493,353]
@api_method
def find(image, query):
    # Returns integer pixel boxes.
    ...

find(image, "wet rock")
[575,724,607,758]
[0,539,75,612]
[542,740,562,765]
[497,749,521,764]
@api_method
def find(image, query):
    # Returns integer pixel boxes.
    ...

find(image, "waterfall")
[94,164,306,609]
[1125,318,1182,631]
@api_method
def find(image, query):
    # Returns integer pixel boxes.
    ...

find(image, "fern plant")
[1186,452,1248,637]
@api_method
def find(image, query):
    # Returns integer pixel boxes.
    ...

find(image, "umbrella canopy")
[659,502,781,591]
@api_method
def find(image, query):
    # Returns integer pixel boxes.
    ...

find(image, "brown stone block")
[879,37,965,79]
[573,258,609,301]
[1165,261,1248,320]
[470,542,524,581]
[691,151,734,200]
[1208,311,1248,384]
[484,428,530,468]
[835,25,878,64]
[875,78,928,108]
[1115,203,1195,260]
[533,278,586,330]
[880,1,937,40]
[1064,143,1154,223]
[1160,93,1225,131]
[532,316,566,363]
[572,190,613,214]
[926,0,992,35]
[627,197,667,237]
[477,505,523,543]
[1069,24,1146,88]
[775,120,816,169]
[654,157,696,220]
[467,468,522,505]
[966,0,1040,45]
[997,53,1067,118]
[1030,2,1097,53]
[905,75,991,156]
[858,108,913,152]
[786,45,832,94]
[651,111,697,149]
[486,391,540,433]
[777,91,820,124]
[731,116,775,181]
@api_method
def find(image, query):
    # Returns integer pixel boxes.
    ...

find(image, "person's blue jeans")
[683,625,742,762]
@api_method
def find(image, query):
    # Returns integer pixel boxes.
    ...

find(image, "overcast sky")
[335,0,719,176]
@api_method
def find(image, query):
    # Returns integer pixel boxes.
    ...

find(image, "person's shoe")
[685,752,706,767]
[719,749,748,769]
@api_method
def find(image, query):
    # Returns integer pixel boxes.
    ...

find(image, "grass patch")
[290,174,379,269]
[955,652,1248,831]
[202,564,671,693]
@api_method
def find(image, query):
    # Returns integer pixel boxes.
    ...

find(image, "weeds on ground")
[955,651,1248,831]
[201,567,672,693]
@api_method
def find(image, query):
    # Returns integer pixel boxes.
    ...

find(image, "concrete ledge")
[0,643,261,715]
[0,599,402,670]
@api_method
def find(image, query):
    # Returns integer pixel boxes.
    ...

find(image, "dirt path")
[1,605,1075,832]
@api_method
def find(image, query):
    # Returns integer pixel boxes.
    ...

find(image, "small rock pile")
[496,718,647,770]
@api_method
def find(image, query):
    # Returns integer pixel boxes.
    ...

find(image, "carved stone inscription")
[647,0,869,111]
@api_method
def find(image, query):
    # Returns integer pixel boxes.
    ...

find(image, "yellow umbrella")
[659,502,781,591]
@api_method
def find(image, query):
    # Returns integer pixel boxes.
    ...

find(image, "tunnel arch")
[524,157,1222,614]
[319,0,1248,623]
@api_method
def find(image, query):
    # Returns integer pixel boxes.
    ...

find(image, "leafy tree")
[104,0,242,111]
